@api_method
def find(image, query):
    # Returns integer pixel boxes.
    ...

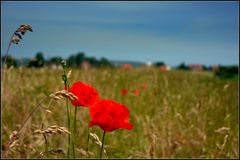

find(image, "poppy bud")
[62,75,67,82]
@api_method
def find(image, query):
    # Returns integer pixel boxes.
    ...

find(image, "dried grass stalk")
[89,132,106,154]
[40,148,65,156]
[34,125,71,135]
[9,140,19,149]
[67,70,72,79]
[44,109,53,114]
[49,90,78,101]
[8,131,19,149]
[77,148,94,156]
[215,127,230,134]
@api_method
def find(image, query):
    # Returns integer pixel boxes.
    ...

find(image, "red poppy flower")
[133,89,140,96]
[121,89,128,95]
[89,99,134,132]
[69,81,99,107]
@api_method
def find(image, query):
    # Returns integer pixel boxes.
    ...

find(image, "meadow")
[1,66,239,158]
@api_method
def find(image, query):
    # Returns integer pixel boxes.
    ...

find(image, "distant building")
[48,63,62,70]
[111,60,144,68]
[159,65,171,72]
[81,60,91,70]
[188,64,203,71]
[121,63,133,70]
[166,65,171,71]
[146,61,153,66]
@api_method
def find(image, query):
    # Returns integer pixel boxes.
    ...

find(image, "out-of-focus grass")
[1,67,238,158]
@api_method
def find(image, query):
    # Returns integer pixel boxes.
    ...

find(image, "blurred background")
[1,2,239,158]
[1,2,239,76]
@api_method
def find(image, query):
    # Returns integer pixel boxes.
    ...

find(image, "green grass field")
[1,67,238,158]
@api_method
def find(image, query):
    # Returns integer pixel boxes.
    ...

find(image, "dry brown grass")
[1,67,238,158]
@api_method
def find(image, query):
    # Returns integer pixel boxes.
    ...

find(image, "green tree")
[99,57,113,68]
[67,52,85,67]
[67,55,76,67]
[27,52,46,68]
[215,65,238,79]
[177,62,189,70]
[154,61,165,67]
[75,52,85,66]
[48,56,63,64]
[85,57,99,67]
[35,52,45,67]
[1,55,18,68]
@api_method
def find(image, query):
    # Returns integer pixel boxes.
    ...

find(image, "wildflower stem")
[72,106,78,158]
[62,62,71,158]
[86,114,90,153]
[66,97,70,158]
[86,127,90,152]
[72,138,75,158]
[99,131,106,159]
[74,107,77,136]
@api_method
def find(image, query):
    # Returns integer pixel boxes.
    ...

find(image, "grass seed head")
[34,125,71,135]
[215,127,230,134]
[67,70,72,79]
[49,90,78,101]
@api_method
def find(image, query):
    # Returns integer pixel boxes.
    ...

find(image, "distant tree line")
[1,55,18,68]
[215,65,238,79]
[176,62,215,71]
[153,61,165,67]
[2,52,113,68]
[175,62,238,79]
[66,52,113,68]
[177,62,189,70]
[1,54,238,79]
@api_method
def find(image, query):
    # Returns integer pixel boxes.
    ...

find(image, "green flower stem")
[99,131,106,159]
[74,107,77,136]
[62,63,71,158]
[86,114,90,153]
[72,106,78,158]
[86,127,90,152]
[72,136,75,158]
[65,97,70,158]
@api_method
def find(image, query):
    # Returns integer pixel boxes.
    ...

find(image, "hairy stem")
[99,131,106,159]
[72,106,77,158]
[66,97,70,158]
[74,107,77,155]
[74,107,77,137]
[86,127,90,152]
[86,114,90,153]
[62,62,74,158]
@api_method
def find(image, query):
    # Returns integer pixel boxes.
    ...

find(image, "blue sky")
[1,1,239,66]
